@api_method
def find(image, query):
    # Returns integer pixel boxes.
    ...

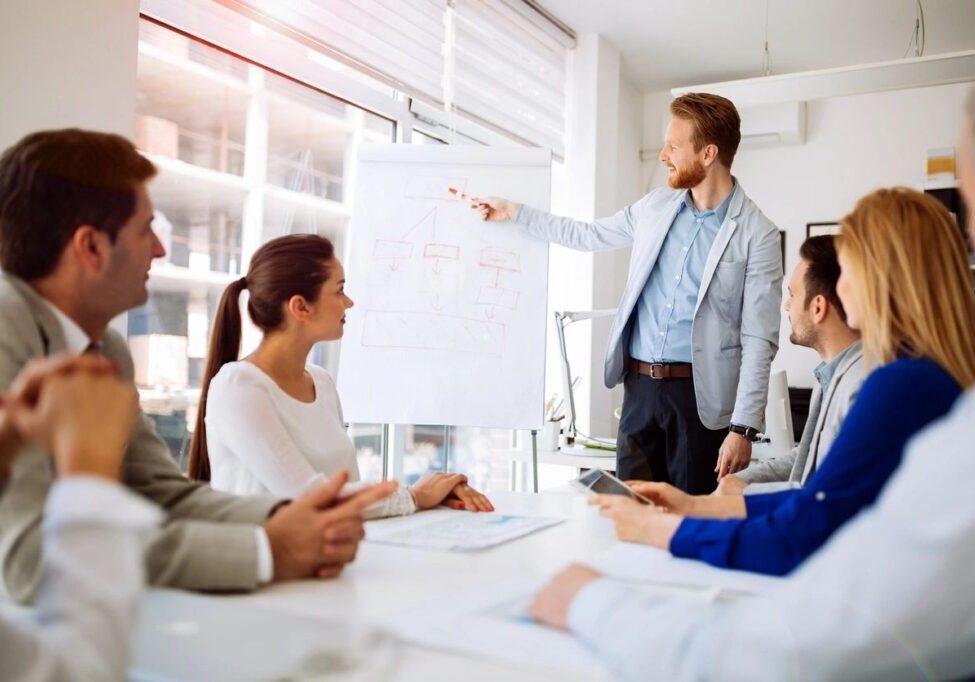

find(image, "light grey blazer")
[0,273,279,603]
[740,342,865,491]
[516,182,782,429]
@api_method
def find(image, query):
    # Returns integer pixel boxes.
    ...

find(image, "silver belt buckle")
[649,363,665,379]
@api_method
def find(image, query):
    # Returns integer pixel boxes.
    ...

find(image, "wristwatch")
[729,423,762,442]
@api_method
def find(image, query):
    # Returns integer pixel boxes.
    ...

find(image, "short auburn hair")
[670,93,742,168]
[0,128,156,280]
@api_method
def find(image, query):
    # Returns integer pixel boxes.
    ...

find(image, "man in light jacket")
[476,93,782,493]
[720,235,863,495]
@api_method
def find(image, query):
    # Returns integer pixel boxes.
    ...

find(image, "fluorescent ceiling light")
[672,50,975,106]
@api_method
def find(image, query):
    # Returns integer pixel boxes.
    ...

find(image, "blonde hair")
[838,187,975,388]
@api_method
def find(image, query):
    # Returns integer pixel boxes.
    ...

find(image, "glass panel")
[399,425,447,486]
[348,423,385,483]
[131,18,394,467]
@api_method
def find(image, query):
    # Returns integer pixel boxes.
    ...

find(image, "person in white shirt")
[188,233,494,516]
[527,89,975,681]
[0,354,158,682]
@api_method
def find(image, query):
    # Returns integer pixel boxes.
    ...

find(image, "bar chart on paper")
[338,145,551,429]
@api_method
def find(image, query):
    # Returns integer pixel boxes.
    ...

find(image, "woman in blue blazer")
[593,187,975,576]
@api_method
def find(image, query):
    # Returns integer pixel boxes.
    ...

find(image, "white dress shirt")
[42,303,276,581]
[568,388,975,681]
[205,362,415,517]
[0,477,161,682]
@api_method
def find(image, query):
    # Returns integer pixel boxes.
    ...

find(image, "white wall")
[734,81,974,387]
[544,34,643,441]
[640,81,974,388]
[0,0,140,150]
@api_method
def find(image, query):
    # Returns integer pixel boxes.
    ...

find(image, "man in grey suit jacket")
[720,235,864,495]
[477,94,782,493]
[0,129,396,603]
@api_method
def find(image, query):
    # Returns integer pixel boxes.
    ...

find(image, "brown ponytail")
[186,234,335,481]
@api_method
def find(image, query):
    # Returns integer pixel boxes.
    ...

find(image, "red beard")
[667,160,707,189]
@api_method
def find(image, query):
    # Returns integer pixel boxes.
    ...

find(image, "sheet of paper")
[386,575,723,679]
[587,542,785,596]
[386,576,610,679]
[366,509,563,551]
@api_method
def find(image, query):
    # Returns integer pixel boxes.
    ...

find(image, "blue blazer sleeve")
[670,358,961,575]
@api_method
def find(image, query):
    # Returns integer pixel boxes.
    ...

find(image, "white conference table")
[133,489,622,681]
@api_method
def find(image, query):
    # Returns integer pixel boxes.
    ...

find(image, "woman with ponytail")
[188,234,493,516]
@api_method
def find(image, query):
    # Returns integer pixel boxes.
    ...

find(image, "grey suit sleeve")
[0,330,281,603]
[514,194,650,252]
[731,225,783,430]
[736,445,798,484]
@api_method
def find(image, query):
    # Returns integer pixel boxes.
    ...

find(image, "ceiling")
[539,0,975,92]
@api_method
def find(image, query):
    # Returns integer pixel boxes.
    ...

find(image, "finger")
[301,469,351,510]
[443,498,466,510]
[321,542,358,565]
[316,564,344,580]
[462,488,492,513]
[471,490,494,512]
[323,518,365,542]
[322,481,399,521]
[11,355,117,405]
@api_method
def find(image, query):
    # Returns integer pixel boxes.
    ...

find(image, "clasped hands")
[264,468,493,582]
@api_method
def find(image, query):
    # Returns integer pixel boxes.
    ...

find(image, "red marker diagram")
[477,248,521,320]
[373,239,413,272]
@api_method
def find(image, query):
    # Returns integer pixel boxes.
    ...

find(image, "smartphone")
[573,469,652,504]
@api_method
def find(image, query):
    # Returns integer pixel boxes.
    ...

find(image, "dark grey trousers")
[615,371,728,494]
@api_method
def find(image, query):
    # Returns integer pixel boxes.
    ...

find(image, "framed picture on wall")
[779,230,787,274]
[806,221,841,239]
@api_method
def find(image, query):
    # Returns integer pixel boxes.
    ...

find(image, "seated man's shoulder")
[0,277,47,368]
[102,328,136,375]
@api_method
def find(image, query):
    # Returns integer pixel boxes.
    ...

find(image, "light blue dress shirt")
[628,188,734,363]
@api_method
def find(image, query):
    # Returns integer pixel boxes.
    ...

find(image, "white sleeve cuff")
[255,528,274,583]
[45,476,162,531]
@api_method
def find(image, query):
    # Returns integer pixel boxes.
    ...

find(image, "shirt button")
[674,275,680,280]
[815,491,826,501]
[667,303,672,308]
[659,332,665,336]
[696,219,702,224]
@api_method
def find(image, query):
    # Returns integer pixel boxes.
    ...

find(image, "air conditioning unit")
[738,101,806,148]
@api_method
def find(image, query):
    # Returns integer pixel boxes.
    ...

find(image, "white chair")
[763,370,795,458]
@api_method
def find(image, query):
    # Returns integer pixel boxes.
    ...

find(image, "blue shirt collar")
[682,180,736,225]
[813,340,862,393]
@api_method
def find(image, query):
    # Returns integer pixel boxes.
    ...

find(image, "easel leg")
[531,429,539,493]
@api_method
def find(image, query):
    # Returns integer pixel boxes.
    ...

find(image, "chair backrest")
[764,370,795,457]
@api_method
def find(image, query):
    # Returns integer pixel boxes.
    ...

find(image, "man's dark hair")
[0,128,156,280]
[799,235,847,323]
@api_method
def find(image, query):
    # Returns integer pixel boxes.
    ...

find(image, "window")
[131,18,393,473]
[134,2,570,494]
